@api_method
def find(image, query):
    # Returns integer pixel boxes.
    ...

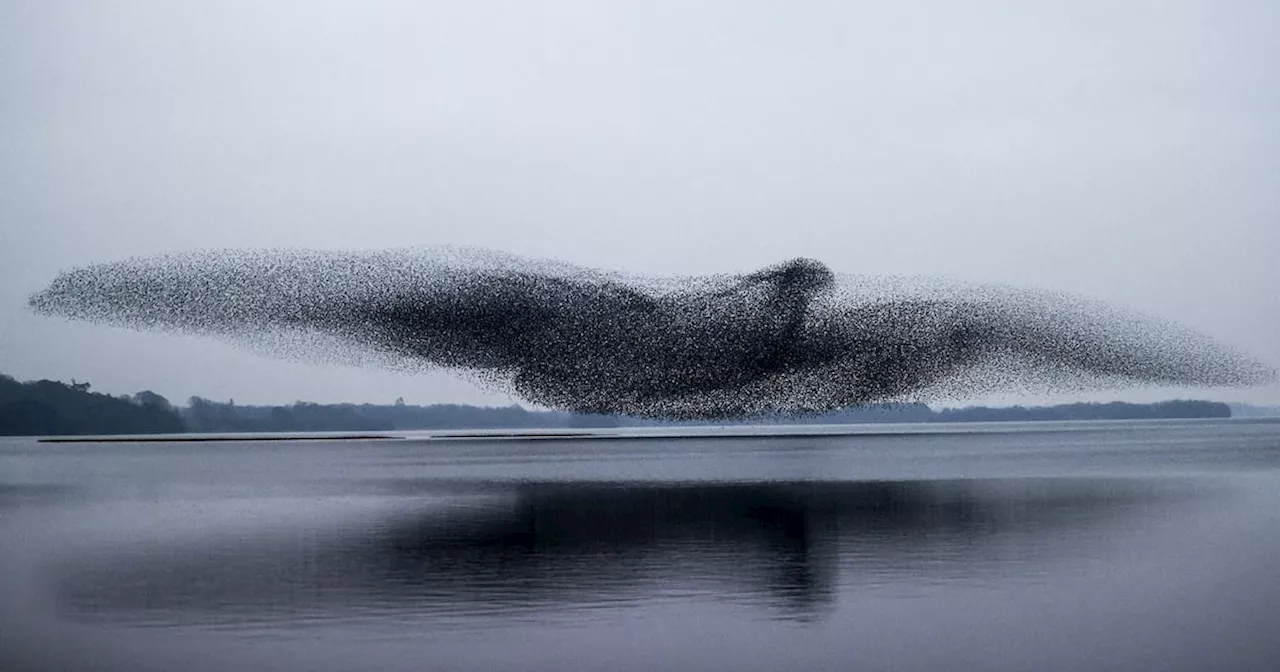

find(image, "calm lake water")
[2,420,1279,672]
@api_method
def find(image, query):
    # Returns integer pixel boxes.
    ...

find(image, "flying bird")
[28,247,1274,419]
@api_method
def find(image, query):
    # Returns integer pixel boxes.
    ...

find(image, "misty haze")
[2,1,1279,671]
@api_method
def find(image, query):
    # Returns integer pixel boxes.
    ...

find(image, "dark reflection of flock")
[55,479,1191,626]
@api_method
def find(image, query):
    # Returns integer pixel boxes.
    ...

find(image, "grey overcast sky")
[2,0,1277,407]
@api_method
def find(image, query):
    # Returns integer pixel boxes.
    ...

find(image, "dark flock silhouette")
[28,247,1274,419]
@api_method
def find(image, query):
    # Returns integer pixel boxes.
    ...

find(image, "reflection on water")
[6,424,1280,672]
[55,478,1191,628]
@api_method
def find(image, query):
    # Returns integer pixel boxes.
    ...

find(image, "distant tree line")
[181,397,556,433]
[0,371,1233,436]
[931,400,1232,422]
[1229,403,1280,418]
[0,374,184,436]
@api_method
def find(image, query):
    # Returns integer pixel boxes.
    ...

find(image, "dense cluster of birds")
[28,247,1274,419]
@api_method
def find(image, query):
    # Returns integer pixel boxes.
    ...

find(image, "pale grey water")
[2,420,1279,671]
